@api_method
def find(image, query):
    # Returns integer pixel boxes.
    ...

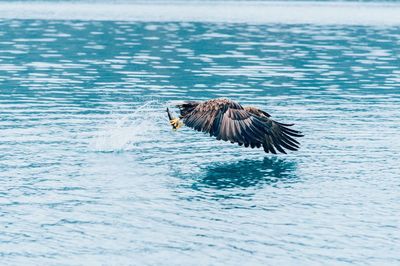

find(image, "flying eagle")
[167,98,303,154]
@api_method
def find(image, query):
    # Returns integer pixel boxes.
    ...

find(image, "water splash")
[89,101,164,152]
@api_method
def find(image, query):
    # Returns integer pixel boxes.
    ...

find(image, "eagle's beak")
[166,108,182,130]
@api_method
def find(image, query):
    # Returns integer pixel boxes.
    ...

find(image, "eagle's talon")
[170,118,182,130]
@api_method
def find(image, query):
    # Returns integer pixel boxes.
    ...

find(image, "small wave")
[89,101,165,152]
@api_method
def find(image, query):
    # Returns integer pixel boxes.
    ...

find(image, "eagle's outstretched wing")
[177,99,303,154]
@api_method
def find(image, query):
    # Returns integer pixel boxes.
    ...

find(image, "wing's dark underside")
[177,99,303,154]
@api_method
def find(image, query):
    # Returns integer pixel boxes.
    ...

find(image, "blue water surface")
[0,17,399,265]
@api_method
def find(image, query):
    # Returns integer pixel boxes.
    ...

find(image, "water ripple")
[0,19,399,265]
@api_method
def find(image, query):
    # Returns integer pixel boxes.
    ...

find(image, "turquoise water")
[0,17,400,265]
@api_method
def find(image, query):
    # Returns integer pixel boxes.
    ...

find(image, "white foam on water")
[1,1,400,25]
[89,101,164,152]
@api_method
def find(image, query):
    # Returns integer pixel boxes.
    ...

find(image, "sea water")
[0,2,399,265]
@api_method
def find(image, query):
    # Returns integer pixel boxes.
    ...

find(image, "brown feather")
[176,98,303,154]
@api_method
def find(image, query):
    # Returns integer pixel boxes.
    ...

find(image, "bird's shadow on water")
[191,157,299,191]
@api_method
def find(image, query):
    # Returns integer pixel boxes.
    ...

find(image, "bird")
[167,98,303,154]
